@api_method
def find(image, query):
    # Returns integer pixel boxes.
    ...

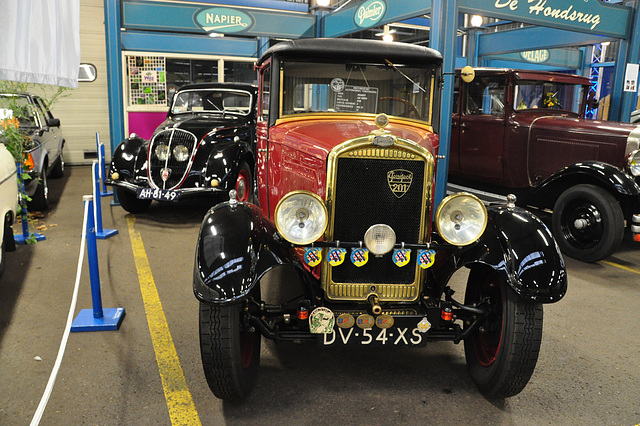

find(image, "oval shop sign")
[195,7,254,34]
[520,49,550,64]
[354,0,386,29]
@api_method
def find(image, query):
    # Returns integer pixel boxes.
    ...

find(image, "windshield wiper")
[385,59,427,93]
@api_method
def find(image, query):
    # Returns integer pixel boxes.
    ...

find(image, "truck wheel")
[199,298,261,401]
[29,165,49,211]
[464,267,543,399]
[116,187,151,214]
[552,184,623,262]
[234,161,254,203]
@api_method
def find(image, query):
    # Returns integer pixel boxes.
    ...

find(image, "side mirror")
[46,117,60,127]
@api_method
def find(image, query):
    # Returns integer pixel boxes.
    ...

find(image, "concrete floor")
[1,165,639,425]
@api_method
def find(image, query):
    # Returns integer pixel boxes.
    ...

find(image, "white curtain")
[0,0,81,89]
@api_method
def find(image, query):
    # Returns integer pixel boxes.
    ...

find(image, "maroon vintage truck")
[448,68,640,262]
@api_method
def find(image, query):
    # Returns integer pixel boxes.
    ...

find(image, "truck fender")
[442,205,567,303]
[193,201,307,305]
[110,135,148,179]
[526,161,640,207]
[205,140,252,191]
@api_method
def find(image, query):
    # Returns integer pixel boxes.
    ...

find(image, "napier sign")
[195,7,254,34]
[354,0,386,29]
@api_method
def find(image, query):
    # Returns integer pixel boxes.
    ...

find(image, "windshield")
[0,95,38,127]
[171,89,253,116]
[280,60,436,123]
[514,81,585,114]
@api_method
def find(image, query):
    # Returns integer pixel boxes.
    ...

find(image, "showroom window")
[124,54,256,107]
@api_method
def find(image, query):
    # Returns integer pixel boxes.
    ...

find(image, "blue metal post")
[85,197,104,319]
[71,195,125,332]
[430,0,458,207]
[97,132,113,197]
[92,162,118,239]
[13,162,46,244]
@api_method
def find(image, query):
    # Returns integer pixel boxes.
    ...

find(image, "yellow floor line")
[601,260,640,275]
[127,216,202,426]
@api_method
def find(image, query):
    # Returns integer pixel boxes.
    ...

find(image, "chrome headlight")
[275,191,328,245]
[435,193,487,246]
[364,224,396,255]
[154,144,169,161]
[627,149,640,177]
[172,144,190,162]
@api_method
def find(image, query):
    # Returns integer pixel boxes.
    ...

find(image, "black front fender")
[441,205,567,303]
[109,135,148,179]
[205,140,252,190]
[193,201,304,304]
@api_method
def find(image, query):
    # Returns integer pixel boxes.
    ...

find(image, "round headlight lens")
[627,149,640,177]
[173,144,190,162]
[275,191,328,245]
[154,144,169,161]
[364,224,396,256]
[435,193,487,246]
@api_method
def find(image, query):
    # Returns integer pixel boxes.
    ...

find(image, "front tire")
[234,161,254,203]
[464,268,543,399]
[29,165,49,211]
[552,184,624,262]
[115,187,151,214]
[50,151,64,178]
[199,299,261,401]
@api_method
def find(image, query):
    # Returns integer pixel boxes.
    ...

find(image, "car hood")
[269,116,438,161]
[154,113,249,139]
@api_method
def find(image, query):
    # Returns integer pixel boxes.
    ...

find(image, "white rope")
[30,198,90,426]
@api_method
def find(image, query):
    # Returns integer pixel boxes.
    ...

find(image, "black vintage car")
[107,82,257,213]
[193,39,567,401]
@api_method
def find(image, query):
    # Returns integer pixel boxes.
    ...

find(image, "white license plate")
[137,188,180,202]
[320,326,427,347]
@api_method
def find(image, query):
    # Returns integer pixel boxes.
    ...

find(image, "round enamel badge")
[309,307,335,334]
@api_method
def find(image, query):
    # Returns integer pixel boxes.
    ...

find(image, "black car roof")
[257,38,443,66]
[177,82,257,92]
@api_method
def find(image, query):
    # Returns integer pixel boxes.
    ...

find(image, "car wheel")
[50,151,64,178]
[115,187,151,214]
[29,165,49,211]
[199,296,261,401]
[552,184,624,262]
[234,161,254,203]
[464,267,543,399]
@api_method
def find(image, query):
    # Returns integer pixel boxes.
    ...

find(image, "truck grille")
[323,141,433,302]
[148,128,197,189]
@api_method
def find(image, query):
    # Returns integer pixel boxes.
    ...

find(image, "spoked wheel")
[552,184,623,262]
[199,295,261,401]
[234,161,254,203]
[464,267,543,399]
[115,186,151,214]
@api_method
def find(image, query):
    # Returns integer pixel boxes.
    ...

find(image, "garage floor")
[1,165,639,425]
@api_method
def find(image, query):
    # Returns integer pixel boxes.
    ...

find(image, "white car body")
[0,142,18,278]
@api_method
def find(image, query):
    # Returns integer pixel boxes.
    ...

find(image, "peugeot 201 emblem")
[387,169,413,198]
[161,168,172,182]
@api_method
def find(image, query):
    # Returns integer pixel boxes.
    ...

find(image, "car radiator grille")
[331,156,425,286]
[148,129,197,189]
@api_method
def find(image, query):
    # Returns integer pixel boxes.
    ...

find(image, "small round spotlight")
[364,224,396,256]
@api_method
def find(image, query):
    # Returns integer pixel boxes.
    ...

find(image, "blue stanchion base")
[71,307,125,332]
[100,190,114,197]
[96,228,119,239]
[14,232,46,244]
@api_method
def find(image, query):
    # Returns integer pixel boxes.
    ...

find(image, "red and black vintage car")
[193,39,567,401]
[107,82,257,213]
[449,68,640,262]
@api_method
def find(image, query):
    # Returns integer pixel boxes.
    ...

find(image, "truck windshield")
[514,81,585,114]
[280,60,436,124]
